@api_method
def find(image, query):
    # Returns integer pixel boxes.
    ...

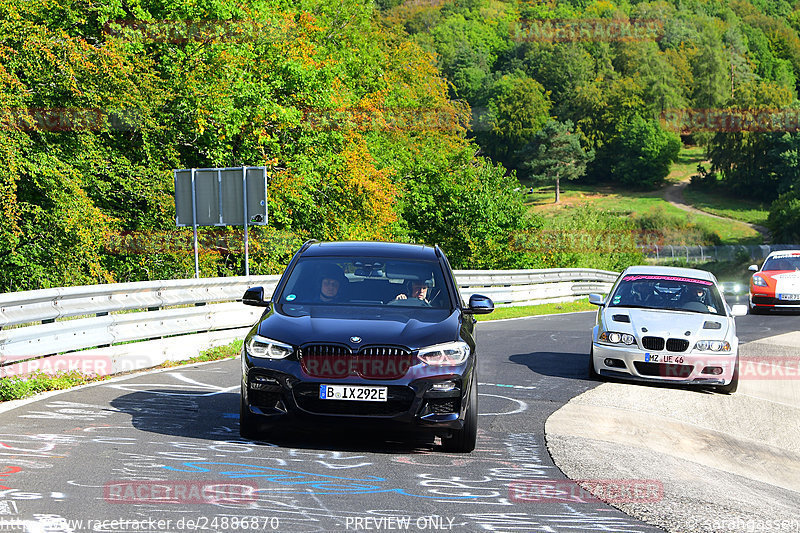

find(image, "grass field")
[665,144,706,183]
[475,298,595,321]
[525,184,762,245]
[522,145,763,245]
[682,187,770,226]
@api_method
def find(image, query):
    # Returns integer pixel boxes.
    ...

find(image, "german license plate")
[319,384,388,402]
[778,294,800,301]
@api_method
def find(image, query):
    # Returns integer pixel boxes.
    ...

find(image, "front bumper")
[241,355,472,435]
[591,342,736,385]
[750,292,800,309]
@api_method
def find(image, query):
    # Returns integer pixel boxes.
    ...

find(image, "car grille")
[641,336,689,352]
[665,338,689,352]
[293,383,415,416]
[641,336,665,350]
[249,390,282,409]
[426,398,460,415]
[299,344,414,379]
[634,361,694,378]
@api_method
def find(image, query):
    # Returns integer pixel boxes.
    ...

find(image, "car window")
[279,257,452,309]
[762,255,800,271]
[608,274,726,316]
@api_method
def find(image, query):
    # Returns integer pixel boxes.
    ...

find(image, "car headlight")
[752,275,767,287]
[246,335,293,359]
[694,340,731,352]
[417,341,470,366]
[598,331,636,345]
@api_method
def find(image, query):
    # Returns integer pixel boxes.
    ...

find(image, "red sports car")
[748,251,800,313]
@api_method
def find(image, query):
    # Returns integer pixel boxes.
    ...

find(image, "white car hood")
[772,271,800,294]
[604,308,732,342]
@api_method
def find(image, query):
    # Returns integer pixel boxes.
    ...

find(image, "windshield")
[762,254,800,271]
[608,274,726,316]
[278,257,452,309]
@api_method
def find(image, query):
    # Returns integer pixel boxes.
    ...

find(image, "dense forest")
[2,0,800,291]
[380,0,800,239]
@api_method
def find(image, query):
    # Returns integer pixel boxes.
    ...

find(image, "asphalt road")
[0,310,796,533]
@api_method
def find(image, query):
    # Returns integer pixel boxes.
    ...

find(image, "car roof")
[300,241,439,260]
[764,250,800,260]
[621,265,717,282]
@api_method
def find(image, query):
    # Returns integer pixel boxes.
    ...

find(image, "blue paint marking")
[222,413,239,419]
[161,462,477,499]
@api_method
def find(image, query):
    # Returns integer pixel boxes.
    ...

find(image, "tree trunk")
[555,177,560,203]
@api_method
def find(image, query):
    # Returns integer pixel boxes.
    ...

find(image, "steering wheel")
[386,298,432,307]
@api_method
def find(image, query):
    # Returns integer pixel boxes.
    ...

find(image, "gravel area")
[546,339,800,533]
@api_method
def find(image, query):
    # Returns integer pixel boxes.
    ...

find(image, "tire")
[716,357,739,394]
[442,374,478,453]
[588,346,602,381]
[239,386,265,440]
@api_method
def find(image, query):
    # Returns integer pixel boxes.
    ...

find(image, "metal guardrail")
[455,268,617,307]
[641,244,800,263]
[0,268,617,377]
[0,275,281,326]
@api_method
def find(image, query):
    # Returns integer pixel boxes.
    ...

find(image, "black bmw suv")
[239,240,494,452]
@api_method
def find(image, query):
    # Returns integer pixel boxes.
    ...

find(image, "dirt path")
[663,180,772,243]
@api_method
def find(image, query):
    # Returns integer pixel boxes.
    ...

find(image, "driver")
[317,266,347,303]
[394,280,429,302]
[689,286,707,303]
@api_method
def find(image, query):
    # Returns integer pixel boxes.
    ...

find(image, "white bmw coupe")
[589,265,748,394]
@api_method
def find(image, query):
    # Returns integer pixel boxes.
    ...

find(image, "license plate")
[319,384,388,402]
[778,294,800,301]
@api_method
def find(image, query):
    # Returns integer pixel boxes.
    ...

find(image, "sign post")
[174,166,268,278]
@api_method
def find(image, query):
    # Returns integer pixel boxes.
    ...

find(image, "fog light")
[250,376,280,391]
[431,381,456,392]
[702,366,724,375]
[604,358,625,368]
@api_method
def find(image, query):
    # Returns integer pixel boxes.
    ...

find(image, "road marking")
[480,383,537,390]
[478,394,528,416]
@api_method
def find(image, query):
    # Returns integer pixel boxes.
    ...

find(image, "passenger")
[317,266,347,303]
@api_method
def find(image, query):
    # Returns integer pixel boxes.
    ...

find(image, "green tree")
[518,43,595,121]
[606,116,681,188]
[519,120,594,203]
[691,25,732,108]
[768,192,800,242]
[476,72,551,171]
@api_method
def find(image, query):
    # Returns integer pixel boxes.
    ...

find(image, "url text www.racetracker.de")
[0,516,281,532]
[0,515,464,532]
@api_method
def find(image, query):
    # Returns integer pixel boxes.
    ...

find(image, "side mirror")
[588,293,605,306]
[730,304,748,317]
[748,265,758,272]
[242,287,270,307]
[468,294,494,314]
